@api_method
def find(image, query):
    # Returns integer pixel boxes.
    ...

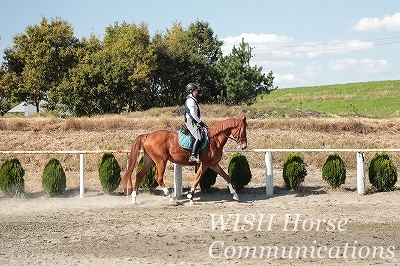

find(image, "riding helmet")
[185,83,199,93]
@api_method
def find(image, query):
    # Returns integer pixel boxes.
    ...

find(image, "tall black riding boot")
[189,139,201,163]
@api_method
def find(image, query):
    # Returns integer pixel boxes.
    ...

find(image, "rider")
[184,83,206,163]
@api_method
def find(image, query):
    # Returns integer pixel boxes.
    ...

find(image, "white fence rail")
[0,150,130,198]
[221,148,400,197]
[1,148,400,198]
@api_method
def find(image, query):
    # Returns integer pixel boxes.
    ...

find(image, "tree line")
[0,16,275,116]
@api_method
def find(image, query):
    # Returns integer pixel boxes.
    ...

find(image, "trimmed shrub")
[196,165,217,193]
[283,153,307,190]
[0,158,25,197]
[228,152,252,191]
[368,153,397,192]
[137,156,158,191]
[322,153,346,188]
[42,158,66,197]
[99,153,121,194]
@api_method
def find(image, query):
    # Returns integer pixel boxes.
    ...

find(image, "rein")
[208,123,246,144]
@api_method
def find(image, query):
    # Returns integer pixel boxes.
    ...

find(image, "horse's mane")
[210,118,240,134]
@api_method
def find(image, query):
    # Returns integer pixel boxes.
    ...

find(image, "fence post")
[265,151,274,195]
[174,163,182,198]
[80,153,85,198]
[356,152,366,195]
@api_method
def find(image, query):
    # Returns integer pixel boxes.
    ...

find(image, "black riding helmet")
[185,83,199,93]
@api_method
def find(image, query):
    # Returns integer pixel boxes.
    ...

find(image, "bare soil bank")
[1,116,400,265]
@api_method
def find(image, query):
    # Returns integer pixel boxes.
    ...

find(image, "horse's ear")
[242,116,247,123]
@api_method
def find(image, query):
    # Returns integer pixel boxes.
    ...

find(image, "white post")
[356,152,366,195]
[265,151,274,195]
[80,153,85,198]
[174,163,182,198]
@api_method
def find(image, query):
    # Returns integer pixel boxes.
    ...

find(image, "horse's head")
[232,116,247,150]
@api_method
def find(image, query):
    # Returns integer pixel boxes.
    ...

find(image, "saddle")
[178,124,208,150]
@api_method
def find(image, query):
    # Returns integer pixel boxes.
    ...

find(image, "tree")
[149,20,224,107]
[0,67,12,115]
[59,34,127,116]
[2,16,79,112]
[60,22,156,115]
[2,17,276,115]
[185,20,224,102]
[219,38,275,105]
[103,22,156,112]
[149,23,193,107]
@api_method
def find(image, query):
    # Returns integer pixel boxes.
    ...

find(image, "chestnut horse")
[121,116,248,203]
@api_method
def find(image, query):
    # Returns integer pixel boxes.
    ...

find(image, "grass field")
[255,80,400,118]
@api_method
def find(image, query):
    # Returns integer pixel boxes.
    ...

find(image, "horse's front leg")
[209,164,239,201]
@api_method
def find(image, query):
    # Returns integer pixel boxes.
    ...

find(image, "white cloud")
[256,60,294,69]
[291,40,374,58]
[221,33,394,88]
[222,33,374,59]
[222,33,292,46]
[328,58,389,74]
[273,73,295,83]
[353,12,400,32]
[303,64,323,77]
[221,33,292,55]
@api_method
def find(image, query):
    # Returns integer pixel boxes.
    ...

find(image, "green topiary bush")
[368,153,397,192]
[0,158,25,197]
[42,158,66,197]
[322,153,346,188]
[99,153,121,194]
[196,165,217,193]
[137,156,158,191]
[228,152,252,191]
[283,153,307,190]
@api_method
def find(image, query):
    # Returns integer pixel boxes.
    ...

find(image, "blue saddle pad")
[178,131,208,150]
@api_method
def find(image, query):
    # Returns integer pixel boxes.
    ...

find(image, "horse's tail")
[121,134,147,190]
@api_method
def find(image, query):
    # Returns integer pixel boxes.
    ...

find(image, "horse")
[121,116,248,203]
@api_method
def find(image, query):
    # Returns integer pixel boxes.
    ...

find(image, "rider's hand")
[199,121,206,128]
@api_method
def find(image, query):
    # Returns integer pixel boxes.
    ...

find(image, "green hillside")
[255,80,400,119]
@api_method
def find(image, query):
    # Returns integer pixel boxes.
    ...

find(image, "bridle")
[207,122,247,145]
[228,123,247,144]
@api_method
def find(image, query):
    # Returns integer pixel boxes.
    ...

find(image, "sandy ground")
[1,167,400,266]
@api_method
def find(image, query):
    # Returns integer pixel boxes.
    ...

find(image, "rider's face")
[192,89,199,97]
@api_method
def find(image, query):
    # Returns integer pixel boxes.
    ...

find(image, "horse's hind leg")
[209,164,239,201]
[132,153,154,203]
[187,164,206,202]
[152,159,172,199]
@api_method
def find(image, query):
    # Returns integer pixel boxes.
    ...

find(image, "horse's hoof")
[233,193,239,201]
[189,199,195,205]
[169,197,175,202]
[132,197,137,204]
[187,188,195,200]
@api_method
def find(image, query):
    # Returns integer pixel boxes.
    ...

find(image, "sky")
[1,0,400,88]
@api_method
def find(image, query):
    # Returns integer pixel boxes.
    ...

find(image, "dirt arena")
[1,168,399,266]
